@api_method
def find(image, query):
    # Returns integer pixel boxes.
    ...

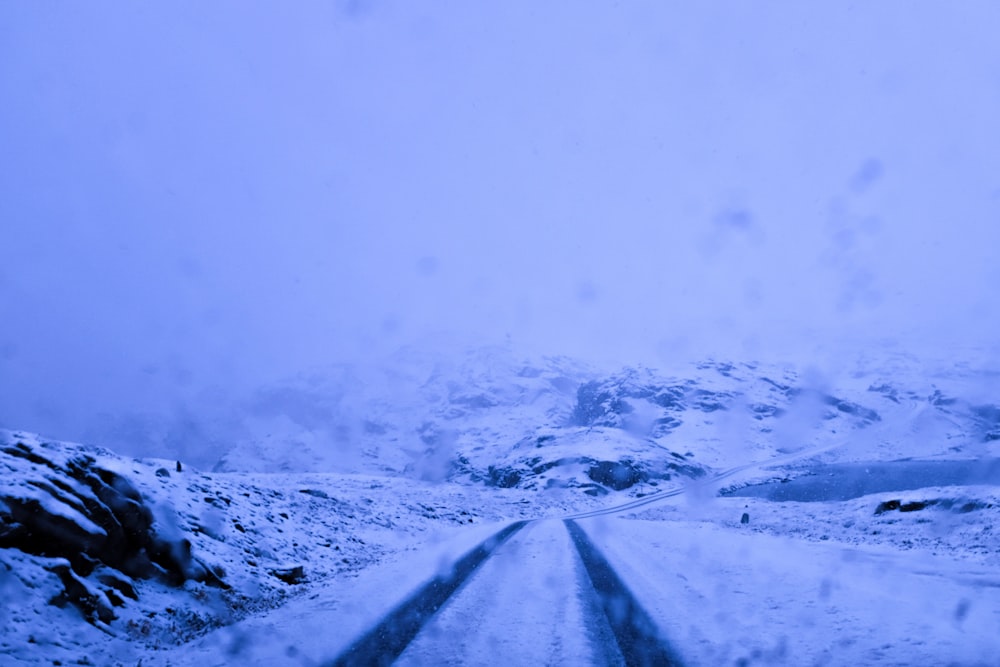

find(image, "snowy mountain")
[210,347,1000,492]
[3,348,1000,665]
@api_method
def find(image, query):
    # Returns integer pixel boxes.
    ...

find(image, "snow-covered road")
[149,512,1000,666]
[395,520,624,666]
[340,516,1000,666]
[580,517,1000,666]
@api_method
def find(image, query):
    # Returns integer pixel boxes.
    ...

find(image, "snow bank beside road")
[578,516,1000,665]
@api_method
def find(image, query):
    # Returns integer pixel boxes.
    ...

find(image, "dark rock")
[569,371,735,436]
[3,442,60,469]
[874,499,901,515]
[760,377,792,394]
[587,460,645,491]
[1,496,106,561]
[876,499,937,514]
[691,388,731,412]
[572,380,633,427]
[486,466,521,488]
[47,561,116,624]
[269,565,306,585]
[1,441,223,597]
[651,386,686,410]
[193,557,230,590]
[103,588,125,607]
[530,457,580,475]
[667,461,706,479]
[821,395,881,423]
[749,403,783,419]
[899,501,931,512]
[155,468,171,478]
[148,537,200,585]
[867,383,900,403]
[654,415,683,431]
[958,501,989,513]
[930,389,957,407]
[96,568,138,600]
[741,513,750,524]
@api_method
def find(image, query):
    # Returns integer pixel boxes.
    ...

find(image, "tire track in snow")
[395,520,622,666]
[327,442,836,665]
[328,520,527,667]
[565,520,684,667]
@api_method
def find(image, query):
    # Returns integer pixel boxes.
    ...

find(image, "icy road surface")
[396,520,624,666]
[150,514,1000,666]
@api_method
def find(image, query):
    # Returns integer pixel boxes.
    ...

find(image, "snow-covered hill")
[3,348,1000,664]
[213,347,1000,493]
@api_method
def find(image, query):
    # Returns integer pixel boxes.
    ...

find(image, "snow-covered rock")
[0,437,225,626]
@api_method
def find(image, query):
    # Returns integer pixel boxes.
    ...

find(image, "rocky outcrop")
[570,369,735,437]
[0,441,224,625]
[874,496,994,516]
[565,365,885,432]
[586,460,646,491]
[486,465,522,489]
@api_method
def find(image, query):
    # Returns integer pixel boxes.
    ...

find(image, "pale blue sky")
[2,1,1000,442]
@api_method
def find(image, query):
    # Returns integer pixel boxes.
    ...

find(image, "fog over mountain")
[7,7,1000,664]
[2,1,1000,458]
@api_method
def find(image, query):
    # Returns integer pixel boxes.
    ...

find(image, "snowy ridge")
[216,348,1000,495]
[2,349,1000,664]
